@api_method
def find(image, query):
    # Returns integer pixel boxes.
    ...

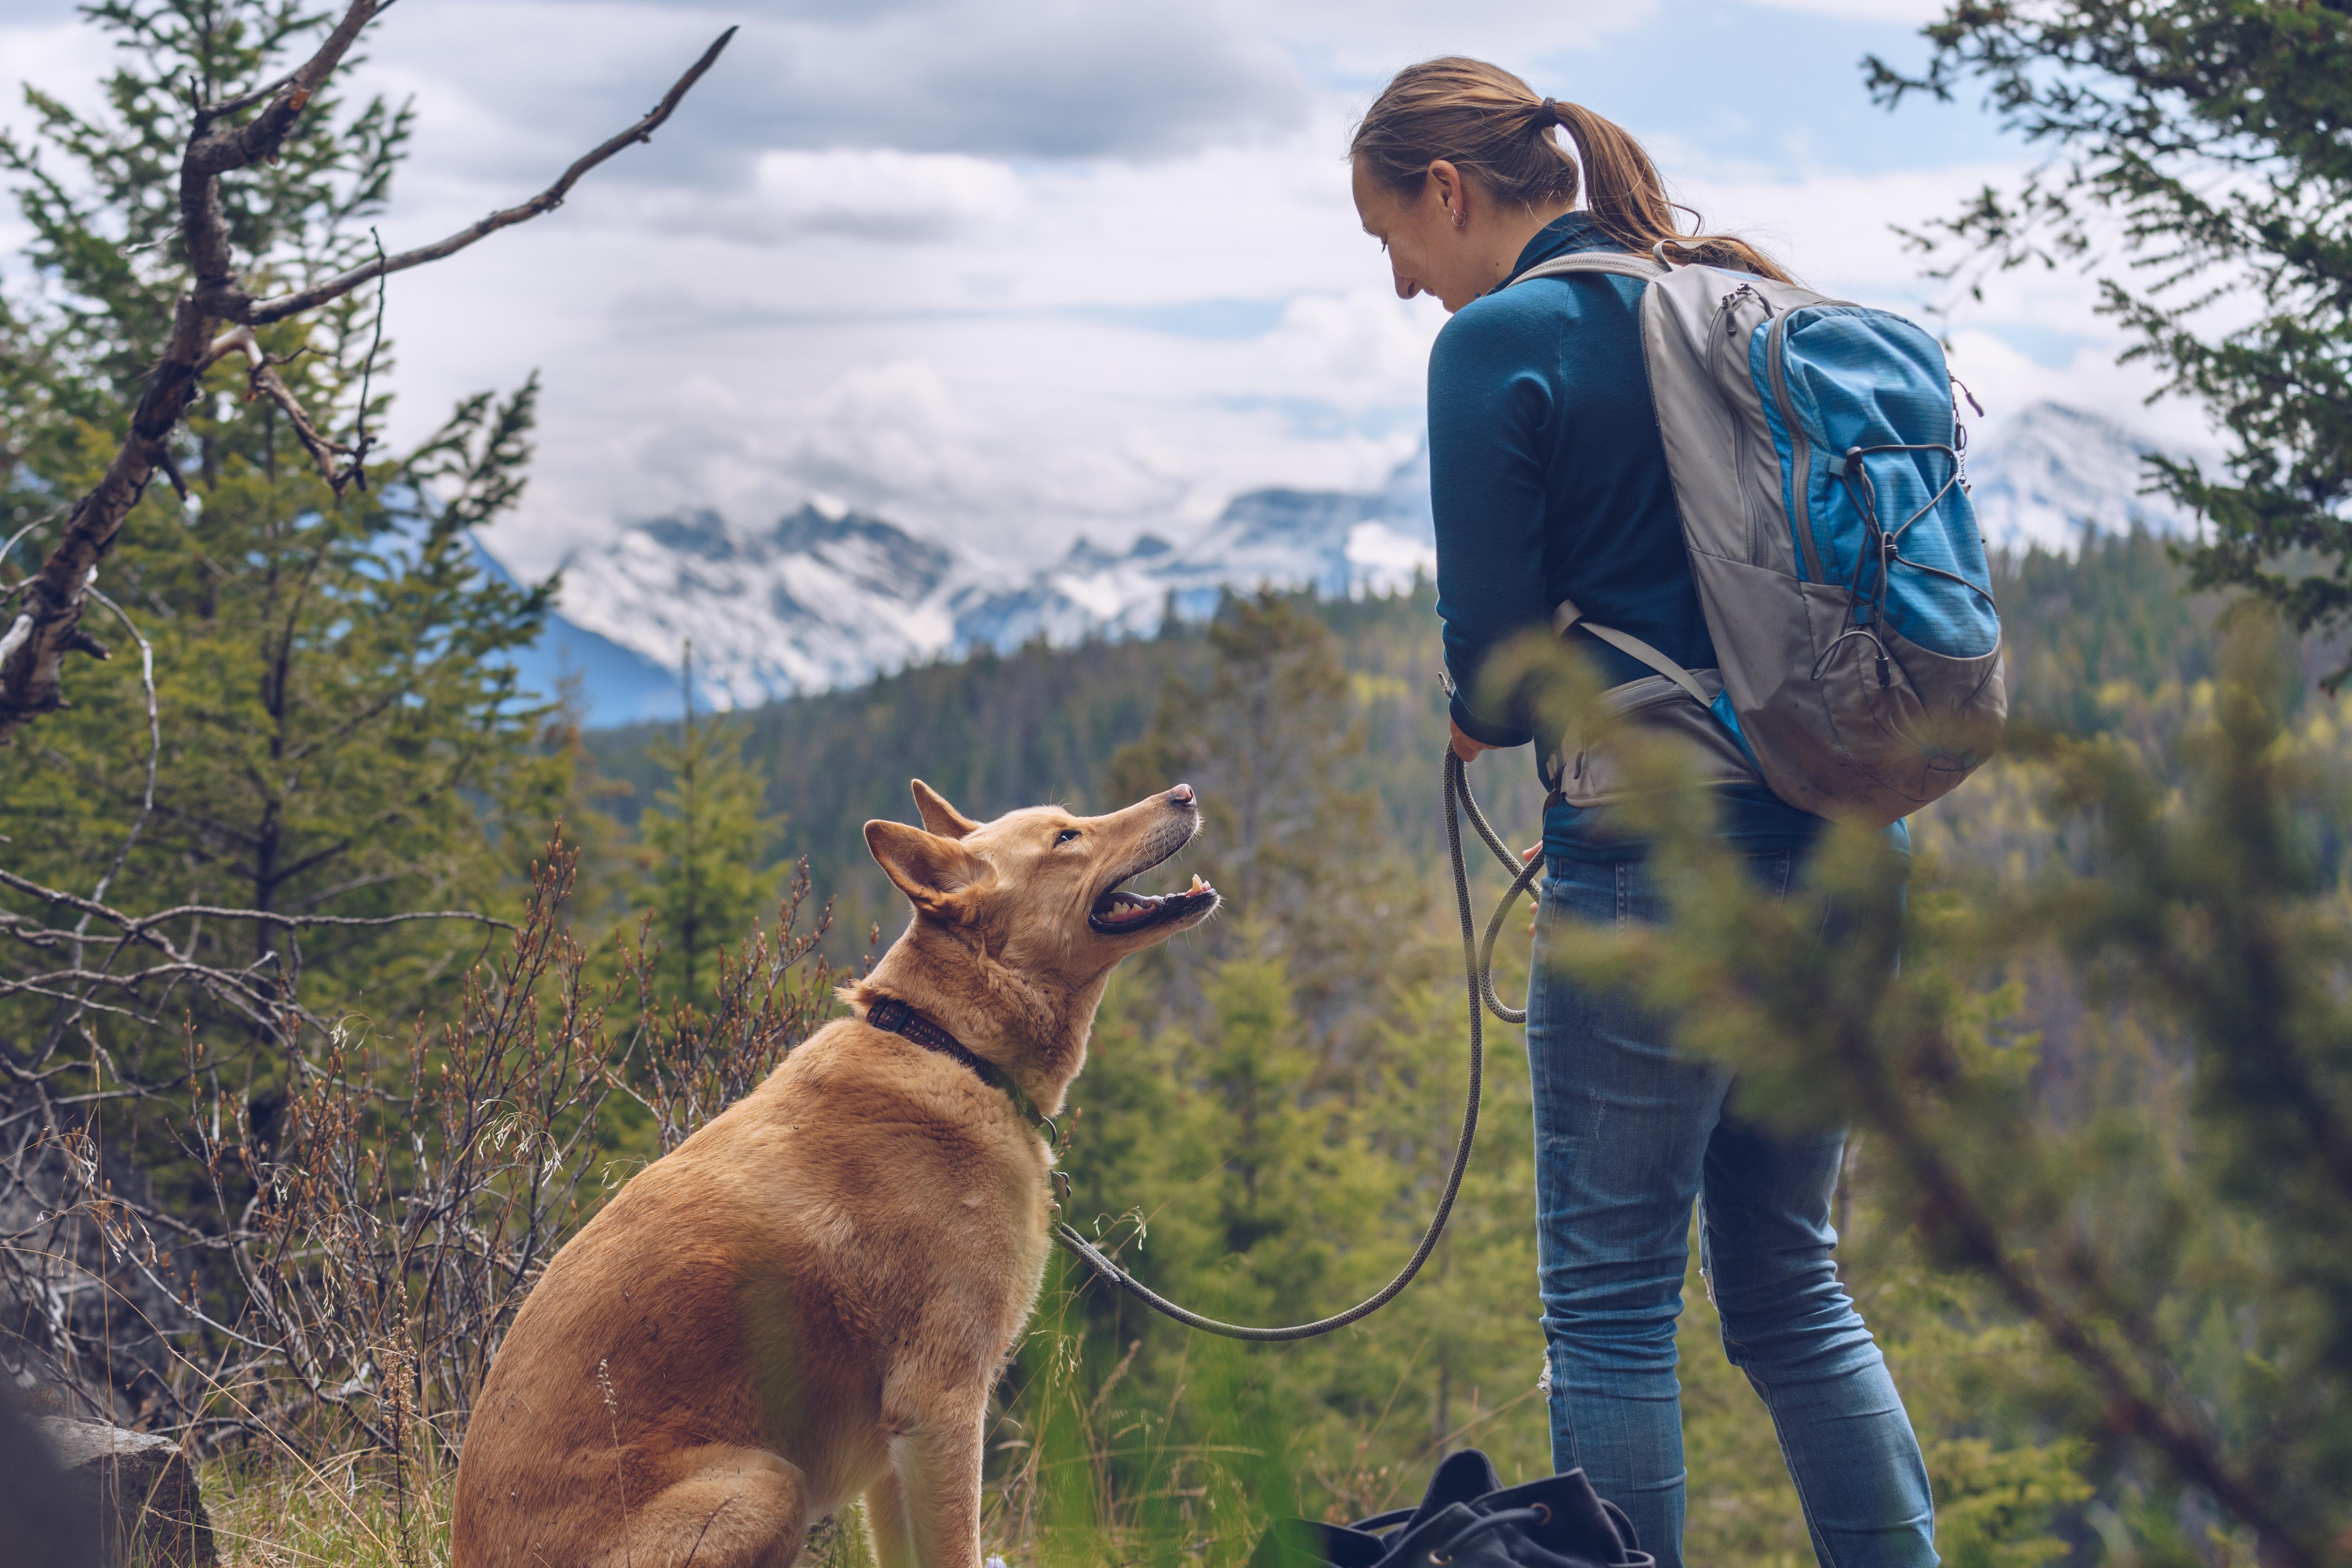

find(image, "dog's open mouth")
[1089,866,1219,935]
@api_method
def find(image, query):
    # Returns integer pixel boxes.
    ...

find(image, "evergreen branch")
[1838,1004,2320,1567]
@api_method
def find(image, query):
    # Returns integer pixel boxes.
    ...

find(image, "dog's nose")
[1167,783,1195,808]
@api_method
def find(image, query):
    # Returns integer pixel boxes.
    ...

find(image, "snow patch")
[1966,402,2200,553]
[496,406,2201,716]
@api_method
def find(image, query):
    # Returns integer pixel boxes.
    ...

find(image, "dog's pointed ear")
[909,779,980,840]
[866,819,994,917]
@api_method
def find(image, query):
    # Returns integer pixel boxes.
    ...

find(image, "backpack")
[1507,250,2006,829]
[1249,1447,1653,1568]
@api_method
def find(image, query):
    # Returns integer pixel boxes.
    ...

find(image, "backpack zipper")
[1764,310,1825,583]
[1712,289,1771,564]
[1718,282,1770,333]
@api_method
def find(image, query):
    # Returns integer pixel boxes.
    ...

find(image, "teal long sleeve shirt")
[1429,212,1849,861]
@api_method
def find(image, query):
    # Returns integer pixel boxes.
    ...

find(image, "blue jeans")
[1527,849,1936,1568]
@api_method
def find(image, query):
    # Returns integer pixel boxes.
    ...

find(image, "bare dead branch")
[81,588,158,912]
[249,360,354,486]
[248,26,738,326]
[183,1,390,308]
[0,510,58,576]
[0,14,734,743]
[193,0,403,125]
[154,446,191,502]
[0,868,514,945]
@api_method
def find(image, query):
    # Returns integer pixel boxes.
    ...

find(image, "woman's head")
[1349,57,1788,311]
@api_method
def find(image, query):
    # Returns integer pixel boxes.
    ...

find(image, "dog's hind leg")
[589,1445,808,1568]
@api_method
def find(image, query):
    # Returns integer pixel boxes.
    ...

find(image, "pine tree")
[1575,617,2352,1563]
[0,3,600,1126]
[1872,0,2352,668]
[1109,591,1428,1043]
[636,645,784,1011]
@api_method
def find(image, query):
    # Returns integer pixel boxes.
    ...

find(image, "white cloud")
[624,149,1026,243]
[2,0,2224,593]
[1255,0,1660,74]
[330,0,1312,175]
[1742,0,1949,23]
[1943,329,2216,460]
[0,17,113,269]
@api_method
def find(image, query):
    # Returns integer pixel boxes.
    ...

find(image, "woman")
[1349,58,1938,1568]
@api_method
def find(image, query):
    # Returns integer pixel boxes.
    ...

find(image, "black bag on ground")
[1248,1448,1654,1568]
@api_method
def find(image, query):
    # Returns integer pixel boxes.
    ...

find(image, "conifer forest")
[4,2,2352,1565]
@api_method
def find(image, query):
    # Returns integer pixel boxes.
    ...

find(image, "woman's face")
[1351,154,1484,314]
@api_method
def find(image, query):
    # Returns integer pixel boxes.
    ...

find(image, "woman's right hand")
[1449,716,1495,762]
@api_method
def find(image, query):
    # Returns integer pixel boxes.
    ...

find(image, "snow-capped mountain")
[490,402,2190,727]
[949,446,1434,654]
[1964,400,2199,552]
[504,450,1436,723]
[555,504,961,705]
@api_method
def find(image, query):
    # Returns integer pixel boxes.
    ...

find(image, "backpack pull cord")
[1827,443,1996,609]
[1950,374,1984,494]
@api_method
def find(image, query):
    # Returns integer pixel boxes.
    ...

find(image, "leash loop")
[1049,749,1536,1339]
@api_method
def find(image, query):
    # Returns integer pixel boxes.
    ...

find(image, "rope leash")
[1051,749,1543,1340]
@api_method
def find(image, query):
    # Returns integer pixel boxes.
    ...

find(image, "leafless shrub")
[2,839,844,1489]
[607,858,840,1155]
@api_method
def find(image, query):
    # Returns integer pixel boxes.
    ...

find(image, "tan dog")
[451,780,1217,1568]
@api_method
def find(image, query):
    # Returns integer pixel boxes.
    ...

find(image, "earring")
[1451,208,1466,227]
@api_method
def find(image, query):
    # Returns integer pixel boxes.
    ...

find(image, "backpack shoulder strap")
[1553,599,1712,710]
[1505,251,1668,289]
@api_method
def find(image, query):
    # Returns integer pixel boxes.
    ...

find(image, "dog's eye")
[1055,828,1081,844]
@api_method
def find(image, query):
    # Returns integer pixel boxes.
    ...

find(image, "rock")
[37,1417,218,1568]
[0,1383,99,1568]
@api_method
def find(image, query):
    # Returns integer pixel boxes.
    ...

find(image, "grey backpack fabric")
[1508,250,2006,829]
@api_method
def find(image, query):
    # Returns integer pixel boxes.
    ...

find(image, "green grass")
[200,1455,452,1568]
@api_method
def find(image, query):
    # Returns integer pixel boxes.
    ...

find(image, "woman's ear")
[1428,158,1465,226]
[865,820,994,918]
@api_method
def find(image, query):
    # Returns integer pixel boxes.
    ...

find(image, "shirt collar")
[1500,210,1617,290]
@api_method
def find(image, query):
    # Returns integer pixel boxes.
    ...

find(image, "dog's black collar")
[864,996,1050,1135]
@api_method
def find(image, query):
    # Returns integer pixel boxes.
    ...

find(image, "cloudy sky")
[0,0,2212,577]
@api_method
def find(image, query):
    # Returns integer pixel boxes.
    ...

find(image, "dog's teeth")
[1188,874,1206,894]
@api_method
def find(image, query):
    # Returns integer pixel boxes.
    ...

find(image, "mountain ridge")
[494,400,2189,727]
